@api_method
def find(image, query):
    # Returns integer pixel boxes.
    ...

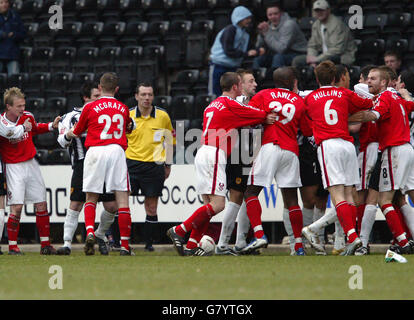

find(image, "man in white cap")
[292,0,356,68]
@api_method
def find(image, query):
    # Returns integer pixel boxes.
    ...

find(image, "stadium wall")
[10,165,394,223]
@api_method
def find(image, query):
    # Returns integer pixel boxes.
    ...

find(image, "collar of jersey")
[135,105,156,118]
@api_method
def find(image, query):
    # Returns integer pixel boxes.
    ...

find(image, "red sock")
[7,214,20,250]
[382,204,408,247]
[350,204,357,234]
[335,201,358,243]
[84,202,96,236]
[187,218,211,249]
[245,197,264,239]
[289,206,303,250]
[36,210,50,247]
[175,204,214,237]
[118,208,131,250]
[395,206,412,239]
[356,204,365,235]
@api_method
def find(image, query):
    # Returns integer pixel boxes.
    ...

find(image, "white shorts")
[5,158,46,205]
[195,145,227,196]
[356,142,379,191]
[83,144,130,194]
[379,143,414,193]
[248,143,301,188]
[317,138,359,189]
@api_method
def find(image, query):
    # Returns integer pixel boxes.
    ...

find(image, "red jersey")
[201,95,267,155]
[358,121,378,152]
[305,87,373,145]
[249,88,311,156]
[0,111,52,163]
[372,90,414,151]
[73,96,130,150]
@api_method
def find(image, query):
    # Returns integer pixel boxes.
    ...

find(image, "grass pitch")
[1,249,413,300]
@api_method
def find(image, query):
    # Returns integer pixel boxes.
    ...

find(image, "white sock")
[63,209,80,248]
[302,207,314,227]
[334,218,345,250]
[309,209,337,233]
[235,202,250,249]
[400,204,414,238]
[0,209,5,241]
[313,207,326,243]
[217,202,240,248]
[282,207,295,253]
[360,204,377,247]
[95,210,116,241]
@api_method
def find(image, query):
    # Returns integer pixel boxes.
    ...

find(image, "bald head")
[273,67,297,91]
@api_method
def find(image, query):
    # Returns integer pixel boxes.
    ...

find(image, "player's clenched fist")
[23,118,32,132]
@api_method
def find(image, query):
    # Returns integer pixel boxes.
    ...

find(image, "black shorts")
[0,164,6,196]
[127,159,165,197]
[226,162,250,193]
[299,141,321,187]
[368,151,382,192]
[70,160,116,202]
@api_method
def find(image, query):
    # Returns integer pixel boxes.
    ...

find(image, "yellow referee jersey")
[126,106,176,163]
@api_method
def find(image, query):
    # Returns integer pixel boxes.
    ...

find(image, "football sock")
[143,214,158,247]
[187,218,211,250]
[7,213,20,250]
[312,207,332,244]
[217,201,240,248]
[84,202,97,236]
[335,201,358,243]
[118,208,131,251]
[95,210,116,240]
[235,202,250,249]
[360,204,377,247]
[0,209,5,242]
[349,204,358,235]
[282,207,295,253]
[356,204,365,234]
[302,207,314,227]
[175,204,214,237]
[36,210,50,247]
[399,204,414,239]
[289,206,303,250]
[382,204,408,247]
[245,196,264,239]
[63,209,80,248]
[394,206,412,240]
[334,219,346,250]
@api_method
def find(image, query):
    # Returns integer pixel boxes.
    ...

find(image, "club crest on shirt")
[218,182,225,191]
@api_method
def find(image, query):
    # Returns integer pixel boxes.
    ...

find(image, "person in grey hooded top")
[253,3,307,71]
[209,6,258,97]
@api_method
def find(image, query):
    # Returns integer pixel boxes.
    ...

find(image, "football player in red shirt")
[67,72,135,256]
[303,61,373,255]
[167,72,276,256]
[0,87,60,255]
[350,67,414,254]
[242,67,312,254]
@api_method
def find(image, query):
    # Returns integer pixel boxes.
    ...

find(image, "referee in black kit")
[126,83,175,251]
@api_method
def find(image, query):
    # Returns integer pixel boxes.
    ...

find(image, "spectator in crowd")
[292,0,356,68]
[0,0,26,76]
[253,3,307,71]
[384,51,404,75]
[208,6,258,97]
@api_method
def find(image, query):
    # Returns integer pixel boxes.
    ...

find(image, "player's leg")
[143,196,159,252]
[7,204,23,254]
[83,192,100,255]
[281,187,305,255]
[234,201,251,252]
[298,185,318,252]
[58,201,83,255]
[113,190,134,255]
[217,188,243,253]
[0,194,5,255]
[402,190,414,239]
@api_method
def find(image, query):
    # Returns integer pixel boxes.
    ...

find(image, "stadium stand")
[5,0,414,157]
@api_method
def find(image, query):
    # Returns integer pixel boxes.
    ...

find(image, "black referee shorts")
[0,162,6,196]
[368,151,382,192]
[127,159,165,197]
[70,160,116,202]
[226,162,251,193]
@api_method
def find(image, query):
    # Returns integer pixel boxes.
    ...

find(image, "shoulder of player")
[23,110,35,120]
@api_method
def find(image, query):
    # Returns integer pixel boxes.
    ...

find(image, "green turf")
[1,251,413,300]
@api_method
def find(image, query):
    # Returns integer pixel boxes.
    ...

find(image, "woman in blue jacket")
[0,0,26,76]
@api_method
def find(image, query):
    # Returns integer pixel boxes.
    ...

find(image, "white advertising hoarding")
[10,164,389,223]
